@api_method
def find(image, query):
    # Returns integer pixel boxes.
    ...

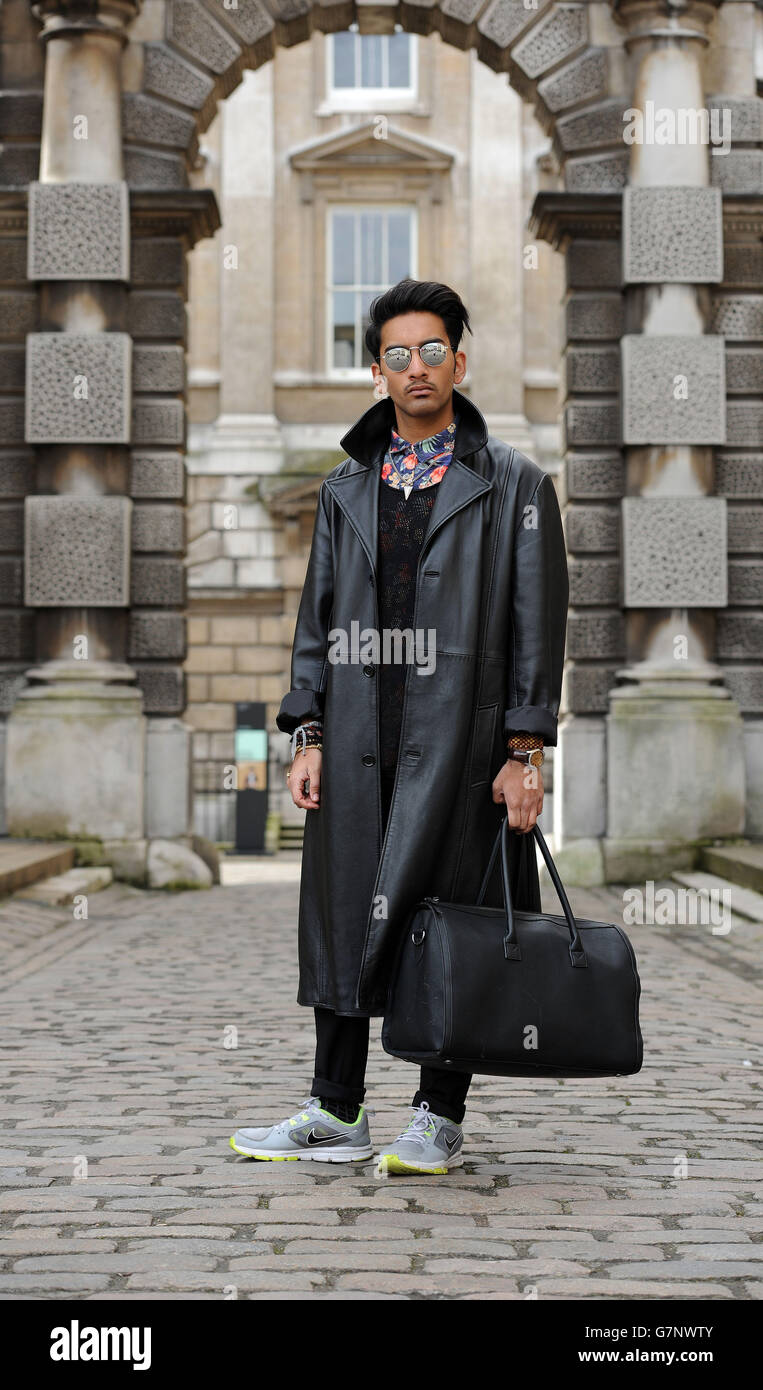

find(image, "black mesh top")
[377,475,440,825]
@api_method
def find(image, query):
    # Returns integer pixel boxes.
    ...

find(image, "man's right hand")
[289,748,322,810]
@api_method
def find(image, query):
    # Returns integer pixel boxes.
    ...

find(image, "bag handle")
[476,813,587,967]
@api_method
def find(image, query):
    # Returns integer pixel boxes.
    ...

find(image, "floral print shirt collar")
[380,416,457,497]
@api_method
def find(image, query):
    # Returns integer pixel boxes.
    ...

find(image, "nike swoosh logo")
[443,1133,461,1152]
[304,1129,344,1146]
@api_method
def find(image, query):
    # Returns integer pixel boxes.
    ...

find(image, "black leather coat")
[276,388,569,1016]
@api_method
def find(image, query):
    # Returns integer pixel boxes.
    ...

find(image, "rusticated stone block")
[25,333,131,443]
[728,561,763,606]
[130,556,186,607]
[564,664,620,715]
[0,453,33,497]
[0,503,23,551]
[27,182,129,281]
[0,290,39,335]
[715,453,763,498]
[564,403,620,447]
[512,5,587,79]
[142,42,215,111]
[0,611,33,661]
[124,149,188,190]
[708,95,763,144]
[622,497,727,608]
[728,506,763,553]
[127,292,186,341]
[0,401,25,445]
[132,664,186,715]
[131,239,187,289]
[167,0,244,74]
[565,506,619,554]
[723,244,763,290]
[726,403,763,448]
[0,557,22,604]
[716,613,763,659]
[725,349,763,396]
[128,612,186,661]
[621,335,726,445]
[710,151,763,195]
[537,48,608,113]
[623,187,723,285]
[721,667,763,714]
[568,558,620,605]
[566,453,625,499]
[131,400,185,446]
[132,345,185,394]
[564,152,629,193]
[131,504,184,553]
[24,496,132,607]
[122,94,197,150]
[566,295,623,341]
[710,296,763,340]
[566,346,619,394]
[556,100,625,153]
[0,347,25,392]
[213,0,274,46]
[478,0,537,51]
[566,241,621,290]
[130,452,185,499]
[0,668,27,713]
[566,612,625,661]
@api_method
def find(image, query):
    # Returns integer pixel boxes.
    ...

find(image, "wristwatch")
[507,746,544,769]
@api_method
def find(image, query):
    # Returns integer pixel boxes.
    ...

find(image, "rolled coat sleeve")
[504,470,569,748]
[276,483,334,735]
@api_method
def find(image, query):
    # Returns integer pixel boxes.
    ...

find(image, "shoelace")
[393,1101,436,1149]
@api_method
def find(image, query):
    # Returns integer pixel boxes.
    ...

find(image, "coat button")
[361,753,376,766]
[362,663,376,676]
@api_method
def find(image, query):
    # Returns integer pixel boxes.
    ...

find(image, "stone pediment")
[289,121,454,200]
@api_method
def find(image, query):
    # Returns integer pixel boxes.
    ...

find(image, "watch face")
[529,749,544,767]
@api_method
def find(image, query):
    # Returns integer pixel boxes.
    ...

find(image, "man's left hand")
[492,758,544,834]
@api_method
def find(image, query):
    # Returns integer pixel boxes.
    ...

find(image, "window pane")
[388,33,410,88]
[360,212,383,285]
[332,212,355,286]
[332,33,356,88]
[388,212,412,282]
[332,291,355,369]
[360,35,383,88]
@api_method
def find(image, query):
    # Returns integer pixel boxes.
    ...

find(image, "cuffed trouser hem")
[311,1075,367,1105]
[411,1084,469,1127]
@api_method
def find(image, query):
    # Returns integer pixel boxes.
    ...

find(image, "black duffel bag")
[382,813,643,1078]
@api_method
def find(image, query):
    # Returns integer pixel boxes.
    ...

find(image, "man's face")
[371,311,466,420]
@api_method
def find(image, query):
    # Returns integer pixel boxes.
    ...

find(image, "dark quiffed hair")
[364,278,472,363]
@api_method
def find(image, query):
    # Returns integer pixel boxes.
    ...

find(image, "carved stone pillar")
[603,0,746,879]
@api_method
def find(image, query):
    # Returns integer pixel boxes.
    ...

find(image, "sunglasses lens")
[383,348,411,372]
[419,342,449,366]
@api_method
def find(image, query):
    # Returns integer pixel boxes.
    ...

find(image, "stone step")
[13,866,113,907]
[671,869,763,924]
[0,840,76,897]
[699,843,763,895]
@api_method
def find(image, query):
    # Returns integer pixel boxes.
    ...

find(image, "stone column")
[604,0,745,879]
[5,0,149,843]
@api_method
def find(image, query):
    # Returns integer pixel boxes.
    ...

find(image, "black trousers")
[311,1006,472,1126]
[309,765,473,1127]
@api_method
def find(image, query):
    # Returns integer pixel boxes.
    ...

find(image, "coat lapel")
[326,388,493,580]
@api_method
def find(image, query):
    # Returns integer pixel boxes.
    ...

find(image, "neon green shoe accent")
[317,1105,365,1129]
[376,1153,449,1176]
[229,1136,300,1160]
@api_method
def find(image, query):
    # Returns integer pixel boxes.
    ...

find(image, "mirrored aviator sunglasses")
[381,341,450,373]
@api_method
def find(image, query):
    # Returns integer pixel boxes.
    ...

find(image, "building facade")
[0,0,761,885]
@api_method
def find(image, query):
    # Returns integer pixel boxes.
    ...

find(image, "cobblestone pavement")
[0,868,761,1301]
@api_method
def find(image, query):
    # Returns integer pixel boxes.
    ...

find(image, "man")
[231,279,568,1174]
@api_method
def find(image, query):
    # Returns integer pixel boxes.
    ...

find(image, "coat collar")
[328,388,492,578]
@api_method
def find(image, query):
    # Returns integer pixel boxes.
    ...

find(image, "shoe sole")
[229,1135,373,1162]
[375,1152,464,1176]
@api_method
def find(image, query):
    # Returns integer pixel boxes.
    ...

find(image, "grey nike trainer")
[230,1095,373,1163]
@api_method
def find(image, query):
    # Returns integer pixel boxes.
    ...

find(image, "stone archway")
[1,0,761,883]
